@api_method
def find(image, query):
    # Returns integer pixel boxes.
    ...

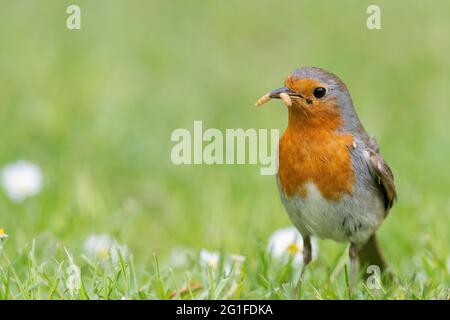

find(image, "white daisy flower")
[64,249,82,294]
[199,249,220,269]
[229,254,246,264]
[66,264,81,292]
[0,228,8,241]
[199,249,246,276]
[83,234,128,263]
[1,160,43,202]
[267,226,319,266]
[224,254,246,276]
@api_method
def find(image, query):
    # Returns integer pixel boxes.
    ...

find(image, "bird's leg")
[349,242,358,298]
[294,236,312,296]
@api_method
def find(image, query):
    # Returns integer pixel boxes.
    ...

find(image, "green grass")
[0,0,449,299]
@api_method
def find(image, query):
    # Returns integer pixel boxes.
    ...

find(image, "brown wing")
[354,124,397,212]
[367,140,397,212]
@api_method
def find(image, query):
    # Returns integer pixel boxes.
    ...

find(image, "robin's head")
[255,67,356,125]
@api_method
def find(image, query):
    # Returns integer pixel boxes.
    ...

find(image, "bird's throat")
[279,108,355,201]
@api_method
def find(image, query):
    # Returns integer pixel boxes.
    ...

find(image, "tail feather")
[359,234,387,272]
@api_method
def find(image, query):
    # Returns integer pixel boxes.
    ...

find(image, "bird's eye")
[313,87,326,99]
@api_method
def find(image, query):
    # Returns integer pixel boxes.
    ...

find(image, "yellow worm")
[255,92,292,107]
[254,93,270,107]
[279,92,292,107]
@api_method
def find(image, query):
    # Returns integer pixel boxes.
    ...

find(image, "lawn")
[0,0,449,299]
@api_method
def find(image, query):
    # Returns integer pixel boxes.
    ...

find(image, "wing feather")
[365,137,397,212]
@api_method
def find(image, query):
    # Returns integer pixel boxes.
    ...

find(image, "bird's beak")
[255,86,298,107]
[268,86,292,98]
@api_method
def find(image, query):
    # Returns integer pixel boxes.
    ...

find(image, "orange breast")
[278,108,355,201]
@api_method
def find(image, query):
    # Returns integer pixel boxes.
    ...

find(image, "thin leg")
[294,236,312,295]
[349,243,358,297]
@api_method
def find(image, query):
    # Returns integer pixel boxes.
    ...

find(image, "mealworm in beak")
[279,92,292,107]
[255,93,271,107]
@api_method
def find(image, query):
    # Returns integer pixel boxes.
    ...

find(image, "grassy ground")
[0,0,449,299]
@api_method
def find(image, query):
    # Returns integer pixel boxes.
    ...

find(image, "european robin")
[256,67,396,294]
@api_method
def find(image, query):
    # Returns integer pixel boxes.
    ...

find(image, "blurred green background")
[0,0,449,295]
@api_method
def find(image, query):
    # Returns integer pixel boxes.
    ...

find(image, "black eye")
[313,87,326,99]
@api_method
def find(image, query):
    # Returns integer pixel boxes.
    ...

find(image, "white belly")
[278,182,384,245]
